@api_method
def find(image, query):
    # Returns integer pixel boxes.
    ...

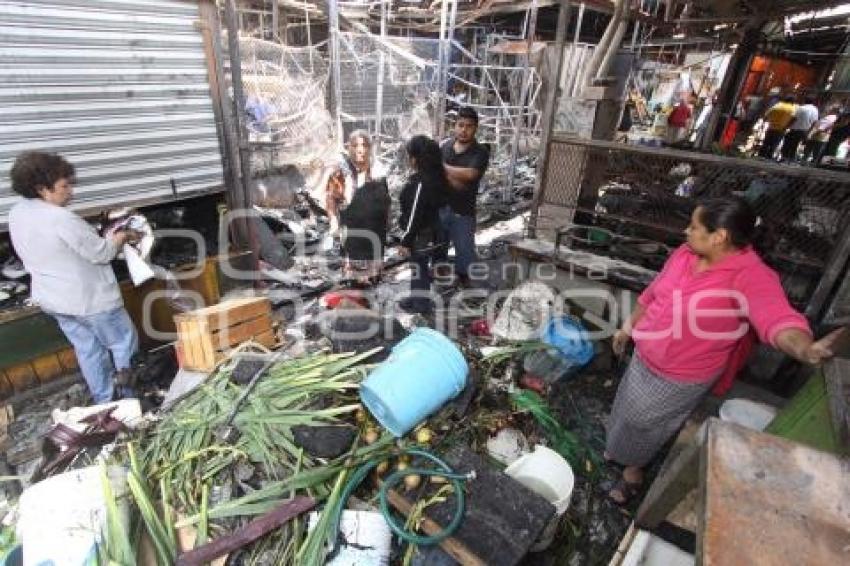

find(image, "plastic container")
[719,398,778,431]
[504,445,575,551]
[360,328,468,437]
[542,316,594,371]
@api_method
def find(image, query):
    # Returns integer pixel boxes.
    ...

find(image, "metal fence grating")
[535,136,850,311]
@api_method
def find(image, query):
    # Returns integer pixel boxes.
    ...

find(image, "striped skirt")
[606,354,716,468]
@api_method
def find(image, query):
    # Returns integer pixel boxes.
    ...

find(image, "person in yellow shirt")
[758,95,797,159]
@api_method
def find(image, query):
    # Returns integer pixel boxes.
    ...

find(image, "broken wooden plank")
[176,496,315,566]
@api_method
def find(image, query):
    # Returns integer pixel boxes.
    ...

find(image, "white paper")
[123,244,155,286]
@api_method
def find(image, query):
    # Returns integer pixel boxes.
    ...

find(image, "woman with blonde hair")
[326,130,390,281]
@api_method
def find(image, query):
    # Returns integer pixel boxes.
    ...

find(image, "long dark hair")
[697,197,756,249]
[406,135,448,189]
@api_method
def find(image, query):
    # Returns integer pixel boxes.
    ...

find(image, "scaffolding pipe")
[529,0,571,237]
[328,0,343,149]
[505,0,539,201]
[630,0,641,50]
[375,0,387,154]
[224,0,260,271]
[304,0,313,71]
[436,0,457,140]
[573,2,585,45]
[435,0,450,139]
[580,0,622,91]
[596,0,628,80]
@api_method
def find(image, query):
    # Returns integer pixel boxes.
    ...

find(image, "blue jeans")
[50,307,138,404]
[438,206,477,277]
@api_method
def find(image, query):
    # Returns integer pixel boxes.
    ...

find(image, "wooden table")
[637,418,850,566]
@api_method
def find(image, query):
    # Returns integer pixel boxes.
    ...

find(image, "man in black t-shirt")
[438,106,490,286]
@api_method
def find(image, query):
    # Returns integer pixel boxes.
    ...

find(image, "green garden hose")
[329,448,474,550]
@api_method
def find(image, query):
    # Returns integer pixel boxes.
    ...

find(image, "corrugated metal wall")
[0,0,225,227]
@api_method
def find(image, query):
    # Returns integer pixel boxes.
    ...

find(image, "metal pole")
[375,0,387,155]
[328,0,344,149]
[224,0,259,269]
[574,3,585,45]
[272,0,279,41]
[630,0,642,51]
[304,0,313,72]
[505,0,538,201]
[435,0,450,139]
[529,0,571,237]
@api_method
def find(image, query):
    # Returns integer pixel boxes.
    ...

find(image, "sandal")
[604,477,642,506]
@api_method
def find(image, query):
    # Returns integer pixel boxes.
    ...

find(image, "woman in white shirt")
[8,152,139,403]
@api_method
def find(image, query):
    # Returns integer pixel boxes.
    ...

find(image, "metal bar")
[435,0,452,139]
[506,0,539,201]
[806,220,850,323]
[224,0,259,270]
[574,2,585,45]
[529,0,571,236]
[198,0,237,217]
[630,0,642,50]
[328,0,343,149]
[375,0,387,154]
[272,0,279,41]
[304,0,313,71]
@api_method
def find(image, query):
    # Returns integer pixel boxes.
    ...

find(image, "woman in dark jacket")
[397,135,447,313]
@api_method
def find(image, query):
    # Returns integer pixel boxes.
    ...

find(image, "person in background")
[781,95,819,162]
[665,96,692,145]
[437,106,490,288]
[326,130,391,282]
[758,95,796,159]
[823,108,850,161]
[803,105,840,165]
[605,197,839,505]
[8,152,140,404]
[396,136,446,314]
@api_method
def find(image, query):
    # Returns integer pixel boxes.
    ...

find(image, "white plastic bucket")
[719,399,777,431]
[17,465,129,566]
[504,445,574,551]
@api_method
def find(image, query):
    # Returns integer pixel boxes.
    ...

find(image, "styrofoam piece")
[719,398,778,432]
[308,510,391,565]
[17,465,129,566]
[486,427,531,466]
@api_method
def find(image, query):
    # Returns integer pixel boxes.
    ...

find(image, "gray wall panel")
[0,0,224,227]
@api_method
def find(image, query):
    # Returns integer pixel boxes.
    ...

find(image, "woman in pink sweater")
[606,197,839,504]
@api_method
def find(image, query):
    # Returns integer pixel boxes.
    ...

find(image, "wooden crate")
[174,297,275,371]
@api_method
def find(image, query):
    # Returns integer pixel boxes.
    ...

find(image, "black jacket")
[398,172,444,250]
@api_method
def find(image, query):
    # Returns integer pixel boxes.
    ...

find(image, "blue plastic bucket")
[542,316,594,374]
[360,328,468,437]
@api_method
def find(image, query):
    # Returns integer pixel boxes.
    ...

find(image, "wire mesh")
[536,137,850,309]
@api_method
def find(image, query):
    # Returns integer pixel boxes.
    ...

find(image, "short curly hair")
[10,152,76,199]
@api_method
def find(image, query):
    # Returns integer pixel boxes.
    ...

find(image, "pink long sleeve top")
[633,244,810,392]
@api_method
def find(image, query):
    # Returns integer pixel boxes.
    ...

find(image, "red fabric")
[668,103,692,128]
[634,245,811,387]
[710,328,755,396]
[720,119,739,149]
